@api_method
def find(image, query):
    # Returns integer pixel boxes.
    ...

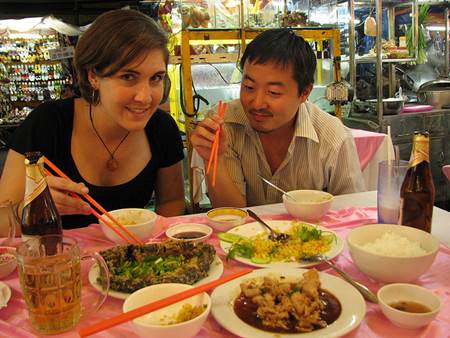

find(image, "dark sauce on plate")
[172,231,207,239]
[389,301,431,313]
[234,289,341,333]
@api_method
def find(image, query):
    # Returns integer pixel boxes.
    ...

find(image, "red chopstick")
[78,267,253,337]
[206,102,226,187]
[44,168,133,244]
[43,157,144,245]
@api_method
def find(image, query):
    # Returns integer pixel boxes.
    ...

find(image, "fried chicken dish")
[234,269,340,333]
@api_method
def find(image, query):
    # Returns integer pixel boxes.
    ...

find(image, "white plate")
[88,255,224,300]
[211,268,366,338]
[219,220,344,268]
[0,281,11,309]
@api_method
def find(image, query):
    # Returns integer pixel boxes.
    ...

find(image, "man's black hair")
[240,29,316,96]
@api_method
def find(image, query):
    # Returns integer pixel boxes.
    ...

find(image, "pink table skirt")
[1,208,449,338]
[351,129,386,171]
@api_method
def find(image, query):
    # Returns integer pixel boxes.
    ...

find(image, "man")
[191,29,365,208]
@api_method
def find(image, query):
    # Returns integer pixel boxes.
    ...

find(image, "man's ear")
[300,84,313,102]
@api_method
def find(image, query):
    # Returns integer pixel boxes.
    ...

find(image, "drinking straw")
[43,157,144,245]
[78,267,254,337]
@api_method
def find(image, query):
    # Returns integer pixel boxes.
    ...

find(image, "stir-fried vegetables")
[219,221,336,264]
[115,254,184,279]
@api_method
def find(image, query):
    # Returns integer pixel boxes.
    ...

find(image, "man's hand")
[190,115,228,161]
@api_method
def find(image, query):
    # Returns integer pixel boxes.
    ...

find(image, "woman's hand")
[190,115,228,161]
[45,176,92,215]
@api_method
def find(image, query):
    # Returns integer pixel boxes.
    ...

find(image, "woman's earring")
[91,88,99,105]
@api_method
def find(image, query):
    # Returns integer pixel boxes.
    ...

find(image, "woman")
[0,9,185,233]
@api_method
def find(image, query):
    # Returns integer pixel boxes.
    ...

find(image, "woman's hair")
[240,29,316,96]
[74,9,169,104]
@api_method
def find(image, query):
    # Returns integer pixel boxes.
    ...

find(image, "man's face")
[240,60,310,134]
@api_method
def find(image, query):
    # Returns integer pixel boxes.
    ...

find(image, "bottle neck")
[409,135,430,167]
[24,162,47,208]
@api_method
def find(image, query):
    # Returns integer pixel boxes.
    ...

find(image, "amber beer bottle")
[22,152,62,241]
[399,132,435,232]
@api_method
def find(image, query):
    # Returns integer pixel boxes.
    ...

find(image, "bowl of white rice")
[347,224,439,283]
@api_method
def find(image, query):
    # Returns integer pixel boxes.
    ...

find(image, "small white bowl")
[378,283,441,329]
[206,208,248,232]
[123,283,211,338]
[0,247,17,279]
[100,208,157,244]
[347,224,439,283]
[283,190,333,221]
[166,223,212,243]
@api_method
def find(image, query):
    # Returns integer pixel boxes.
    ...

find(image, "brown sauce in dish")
[389,301,431,313]
[233,289,341,333]
[172,231,206,239]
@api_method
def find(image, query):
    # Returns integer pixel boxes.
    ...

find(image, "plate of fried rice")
[219,220,343,268]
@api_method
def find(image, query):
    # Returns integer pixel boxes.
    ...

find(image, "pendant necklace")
[89,104,130,171]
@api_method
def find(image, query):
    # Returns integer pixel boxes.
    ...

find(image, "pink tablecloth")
[1,208,450,338]
[351,129,386,171]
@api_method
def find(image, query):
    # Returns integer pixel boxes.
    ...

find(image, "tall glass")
[16,235,109,334]
[377,160,409,224]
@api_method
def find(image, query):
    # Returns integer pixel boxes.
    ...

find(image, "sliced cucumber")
[218,232,244,243]
[251,256,271,264]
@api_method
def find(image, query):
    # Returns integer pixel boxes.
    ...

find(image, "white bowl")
[123,283,211,338]
[0,247,17,279]
[166,223,212,244]
[206,208,248,232]
[347,224,439,283]
[100,208,157,244]
[378,283,441,329]
[282,190,333,221]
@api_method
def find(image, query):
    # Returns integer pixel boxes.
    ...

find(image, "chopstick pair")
[43,157,144,245]
[206,101,227,187]
[78,267,253,337]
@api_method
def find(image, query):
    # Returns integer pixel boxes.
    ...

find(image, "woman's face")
[89,48,167,132]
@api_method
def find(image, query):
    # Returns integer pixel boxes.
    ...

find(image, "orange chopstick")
[43,157,144,245]
[206,101,222,174]
[78,267,253,337]
[44,168,133,244]
[206,102,226,187]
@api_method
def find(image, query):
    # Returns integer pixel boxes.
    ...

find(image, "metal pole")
[445,6,449,77]
[349,0,356,99]
[388,5,395,97]
[376,0,383,125]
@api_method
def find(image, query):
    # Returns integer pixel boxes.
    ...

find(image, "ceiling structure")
[0,0,147,25]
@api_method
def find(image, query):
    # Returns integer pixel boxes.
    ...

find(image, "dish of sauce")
[233,289,341,333]
[389,301,431,313]
[172,231,207,239]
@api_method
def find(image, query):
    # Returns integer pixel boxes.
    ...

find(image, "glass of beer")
[16,235,110,334]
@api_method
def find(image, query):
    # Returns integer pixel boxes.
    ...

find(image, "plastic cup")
[377,160,409,224]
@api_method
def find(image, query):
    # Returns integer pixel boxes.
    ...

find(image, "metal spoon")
[257,174,297,202]
[301,254,378,304]
[247,209,289,241]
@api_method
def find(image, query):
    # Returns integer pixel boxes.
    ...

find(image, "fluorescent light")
[427,25,445,31]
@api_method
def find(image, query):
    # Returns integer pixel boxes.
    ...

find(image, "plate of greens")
[89,255,223,299]
[219,220,343,268]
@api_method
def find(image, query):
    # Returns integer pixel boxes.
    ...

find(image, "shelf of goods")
[0,33,71,125]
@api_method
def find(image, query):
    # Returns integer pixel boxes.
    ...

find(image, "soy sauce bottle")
[21,152,62,242]
[399,132,435,233]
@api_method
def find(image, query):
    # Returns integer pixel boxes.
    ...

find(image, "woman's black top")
[10,98,184,228]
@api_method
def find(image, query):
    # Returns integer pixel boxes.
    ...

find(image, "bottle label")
[410,139,429,167]
[23,166,47,208]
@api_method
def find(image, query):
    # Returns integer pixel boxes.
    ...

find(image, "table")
[1,191,449,337]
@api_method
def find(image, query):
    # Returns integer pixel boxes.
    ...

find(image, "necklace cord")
[89,104,130,165]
